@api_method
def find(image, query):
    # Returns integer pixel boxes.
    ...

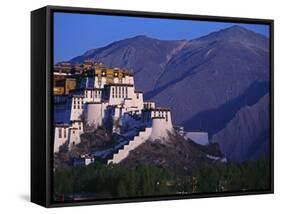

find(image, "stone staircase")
[107,127,152,164]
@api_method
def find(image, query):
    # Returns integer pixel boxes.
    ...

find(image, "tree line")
[53,157,270,201]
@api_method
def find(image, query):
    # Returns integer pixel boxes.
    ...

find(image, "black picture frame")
[31,5,274,208]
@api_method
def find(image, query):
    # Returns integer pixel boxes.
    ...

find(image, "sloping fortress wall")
[53,62,175,162]
[84,102,106,128]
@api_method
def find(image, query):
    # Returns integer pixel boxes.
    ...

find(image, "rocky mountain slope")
[213,94,270,162]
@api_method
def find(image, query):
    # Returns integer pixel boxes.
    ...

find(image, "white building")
[54,124,69,153]
[185,132,209,145]
[53,63,176,162]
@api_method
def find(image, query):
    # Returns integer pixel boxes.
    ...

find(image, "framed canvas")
[31,5,274,207]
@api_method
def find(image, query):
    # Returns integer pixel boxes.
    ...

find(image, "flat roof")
[143,107,171,112]
[104,83,134,87]
[72,95,84,98]
[71,120,83,122]
[84,87,103,91]
[55,124,70,127]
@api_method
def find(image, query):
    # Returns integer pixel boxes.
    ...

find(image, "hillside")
[121,133,225,175]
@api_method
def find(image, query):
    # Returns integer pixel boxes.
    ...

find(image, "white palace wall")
[54,68,176,157]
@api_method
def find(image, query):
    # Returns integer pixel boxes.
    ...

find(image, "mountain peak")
[223,25,248,32]
[218,25,263,38]
[191,24,268,50]
[215,25,267,39]
[129,35,156,41]
[133,35,150,39]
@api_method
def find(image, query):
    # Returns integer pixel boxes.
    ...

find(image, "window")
[64,128,67,138]
[136,93,139,99]
[58,128,62,138]
[125,87,128,98]
[112,87,115,98]
[121,87,124,98]
[101,69,106,76]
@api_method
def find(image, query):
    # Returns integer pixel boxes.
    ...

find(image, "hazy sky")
[54,12,270,63]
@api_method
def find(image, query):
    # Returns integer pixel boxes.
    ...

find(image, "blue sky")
[54,12,270,63]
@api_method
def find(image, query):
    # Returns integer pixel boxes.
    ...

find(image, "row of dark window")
[58,128,67,139]
[144,103,153,109]
[58,124,82,139]
[86,90,102,99]
[142,111,169,122]
[101,69,126,78]
[73,98,83,109]
[112,86,128,98]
